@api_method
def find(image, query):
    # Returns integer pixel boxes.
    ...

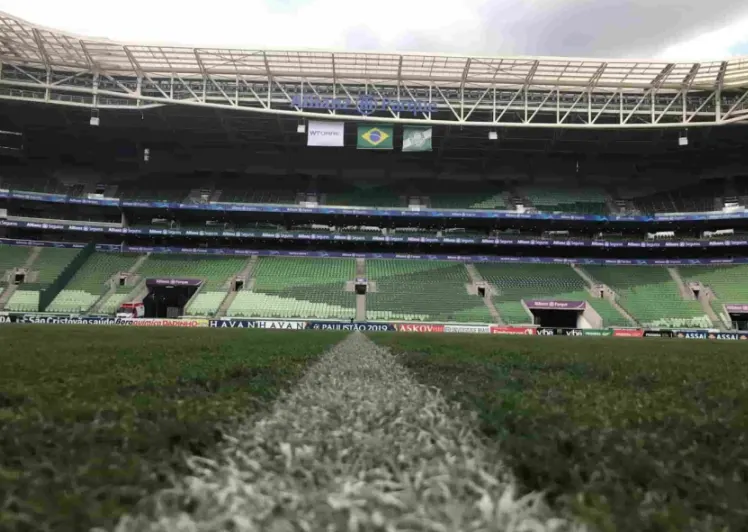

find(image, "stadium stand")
[5,247,79,312]
[228,257,356,319]
[99,287,135,315]
[366,260,491,322]
[519,186,610,214]
[323,183,405,208]
[474,263,629,326]
[0,244,31,273]
[583,266,711,328]
[135,254,246,316]
[679,265,748,324]
[47,252,141,313]
[428,181,509,210]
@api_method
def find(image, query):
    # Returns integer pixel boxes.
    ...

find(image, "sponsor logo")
[613,329,645,337]
[564,329,584,336]
[537,328,556,336]
[291,94,438,116]
[490,326,537,335]
[396,324,445,333]
[674,331,708,339]
[308,322,392,331]
[643,330,674,338]
[443,325,490,334]
[211,320,306,329]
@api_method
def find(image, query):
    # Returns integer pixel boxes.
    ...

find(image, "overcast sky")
[1,0,748,61]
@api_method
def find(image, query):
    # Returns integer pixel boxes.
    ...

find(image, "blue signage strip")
[2,219,747,249]
[3,188,748,223]
[2,237,748,266]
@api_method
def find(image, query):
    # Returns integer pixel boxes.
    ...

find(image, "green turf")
[369,333,748,532]
[0,326,345,532]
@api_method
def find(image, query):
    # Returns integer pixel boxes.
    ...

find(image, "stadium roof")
[1,11,747,91]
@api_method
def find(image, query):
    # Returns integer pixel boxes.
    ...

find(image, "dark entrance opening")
[143,278,202,318]
[355,277,368,295]
[531,308,579,328]
[525,299,587,328]
[728,312,748,331]
[234,279,244,291]
[478,286,486,297]
[14,272,25,284]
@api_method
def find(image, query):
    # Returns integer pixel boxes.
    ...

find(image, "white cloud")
[1,0,747,60]
[657,15,748,60]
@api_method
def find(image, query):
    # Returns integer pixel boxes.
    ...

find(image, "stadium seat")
[584,266,711,328]
[679,265,748,324]
[366,260,492,323]
[48,252,141,313]
[227,257,355,319]
[475,263,629,327]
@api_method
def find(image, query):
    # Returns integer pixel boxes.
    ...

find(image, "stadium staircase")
[582,265,712,329]
[5,247,84,313]
[668,267,694,301]
[227,257,356,320]
[47,251,142,314]
[679,265,748,329]
[0,244,34,310]
[464,264,504,324]
[366,260,492,323]
[570,264,638,326]
[90,253,149,314]
[356,259,366,321]
[216,256,257,318]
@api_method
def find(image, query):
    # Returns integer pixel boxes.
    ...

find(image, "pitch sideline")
[108,332,587,532]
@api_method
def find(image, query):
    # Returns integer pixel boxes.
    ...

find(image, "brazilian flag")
[357,125,394,150]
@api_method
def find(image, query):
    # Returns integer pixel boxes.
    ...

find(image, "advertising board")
[490,326,537,335]
[613,329,645,337]
[395,324,445,333]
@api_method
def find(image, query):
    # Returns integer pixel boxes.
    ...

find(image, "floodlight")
[488,131,498,140]
[90,108,100,127]
[297,122,306,134]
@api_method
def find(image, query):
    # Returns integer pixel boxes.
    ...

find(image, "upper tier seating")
[228,257,355,319]
[584,266,710,328]
[366,260,491,323]
[679,265,748,324]
[519,186,610,214]
[474,263,629,326]
[215,176,307,205]
[428,182,509,210]
[47,252,141,313]
[324,184,405,208]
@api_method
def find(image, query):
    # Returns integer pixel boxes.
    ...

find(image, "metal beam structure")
[0,11,748,129]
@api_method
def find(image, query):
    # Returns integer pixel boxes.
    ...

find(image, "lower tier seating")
[366,260,491,323]
[474,263,629,326]
[584,266,710,328]
[185,291,227,317]
[679,265,748,325]
[228,257,356,319]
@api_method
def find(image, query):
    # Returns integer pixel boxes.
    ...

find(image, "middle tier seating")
[519,186,610,214]
[366,260,492,323]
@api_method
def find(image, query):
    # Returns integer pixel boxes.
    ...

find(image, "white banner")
[307,121,345,147]
[444,325,491,334]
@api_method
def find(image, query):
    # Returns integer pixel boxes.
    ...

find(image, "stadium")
[1,8,748,532]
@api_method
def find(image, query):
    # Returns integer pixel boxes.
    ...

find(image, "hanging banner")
[307,121,345,147]
[357,125,393,150]
[402,126,432,152]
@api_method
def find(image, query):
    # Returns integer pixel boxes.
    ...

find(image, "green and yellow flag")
[357,125,393,150]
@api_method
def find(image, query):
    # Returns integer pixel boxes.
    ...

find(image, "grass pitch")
[370,334,748,532]
[0,325,345,532]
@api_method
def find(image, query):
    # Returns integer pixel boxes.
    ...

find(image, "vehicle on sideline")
[116,302,145,319]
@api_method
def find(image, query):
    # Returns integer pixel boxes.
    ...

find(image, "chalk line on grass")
[110,332,588,532]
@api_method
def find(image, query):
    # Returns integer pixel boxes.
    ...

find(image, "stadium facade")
[1,11,748,337]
